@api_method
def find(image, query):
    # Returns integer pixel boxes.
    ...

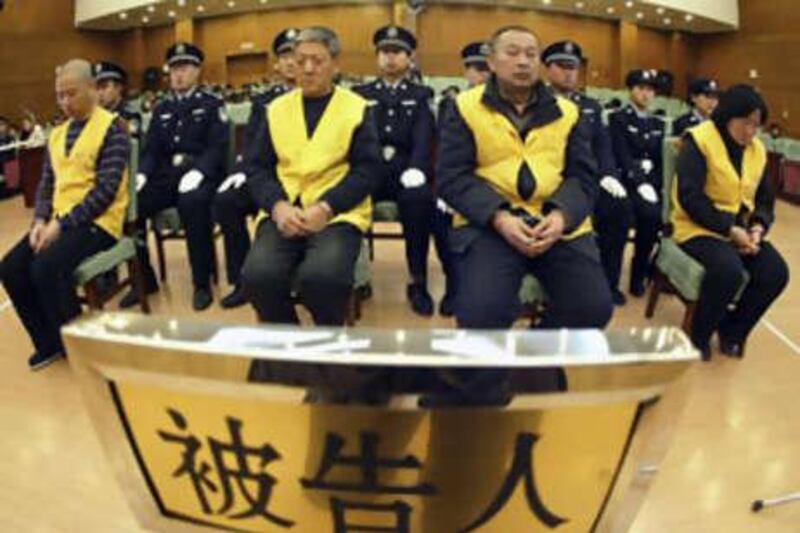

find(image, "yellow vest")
[454,84,592,239]
[49,106,128,239]
[671,120,766,243]
[255,87,372,232]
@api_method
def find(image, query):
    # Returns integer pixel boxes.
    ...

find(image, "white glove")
[135,173,147,193]
[599,176,627,199]
[400,168,426,189]
[178,169,204,194]
[640,158,654,176]
[638,183,659,204]
[436,198,454,214]
[217,172,246,193]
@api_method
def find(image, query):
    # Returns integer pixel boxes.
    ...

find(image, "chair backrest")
[661,136,681,225]
[127,138,139,223]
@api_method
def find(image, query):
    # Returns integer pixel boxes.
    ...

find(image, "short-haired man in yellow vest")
[241,27,382,325]
[437,26,613,329]
[0,59,130,371]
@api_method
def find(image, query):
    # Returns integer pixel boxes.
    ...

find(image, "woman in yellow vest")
[672,85,789,359]
[240,27,382,326]
[437,25,613,330]
[0,59,129,371]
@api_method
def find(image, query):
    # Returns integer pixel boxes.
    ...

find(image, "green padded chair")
[74,138,150,313]
[645,137,748,333]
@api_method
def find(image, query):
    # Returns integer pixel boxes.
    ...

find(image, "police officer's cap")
[541,40,583,67]
[373,25,417,53]
[688,78,720,97]
[273,28,300,56]
[93,61,128,84]
[166,42,204,68]
[626,68,659,89]
[461,41,490,68]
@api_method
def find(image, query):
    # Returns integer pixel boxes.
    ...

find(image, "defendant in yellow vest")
[670,84,788,360]
[0,59,130,371]
[241,27,382,326]
[437,25,612,330]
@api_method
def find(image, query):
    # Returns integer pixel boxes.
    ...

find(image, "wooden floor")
[0,195,798,532]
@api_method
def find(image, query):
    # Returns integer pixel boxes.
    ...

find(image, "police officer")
[212,28,299,309]
[541,41,630,305]
[120,42,229,311]
[672,78,720,137]
[608,69,665,297]
[93,61,141,138]
[437,26,612,330]
[353,25,439,316]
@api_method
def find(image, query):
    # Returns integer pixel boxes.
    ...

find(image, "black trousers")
[375,175,435,284]
[241,221,362,326]
[1,224,115,356]
[682,237,789,352]
[136,176,216,289]
[453,229,613,329]
[212,182,256,287]
[595,191,661,289]
[595,190,633,291]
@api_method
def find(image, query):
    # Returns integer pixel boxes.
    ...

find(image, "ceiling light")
[119,12,128,20]
[636,12,644,20]
[142,16,150,23]
[656,7,665,15]
[542,0,552,4]
[606,7,615,14]
[147,5,155,13]
[197,5,205,12]
[575,1,585,9]
[685,14,694,22]
[177,0,187,6]
[663,17,672,25]
[625,1,634,7]
[168,10,176,17]
[228,0,236,7]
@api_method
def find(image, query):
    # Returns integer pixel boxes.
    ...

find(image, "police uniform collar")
[691,108,705,122]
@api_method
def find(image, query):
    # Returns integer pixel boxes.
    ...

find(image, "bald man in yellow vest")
[0,59,130,371]
[240,27,382,325]
[437,26,613,329]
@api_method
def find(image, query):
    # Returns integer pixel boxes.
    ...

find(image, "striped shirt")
[34,116,130,230]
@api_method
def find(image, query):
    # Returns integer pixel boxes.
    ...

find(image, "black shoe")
[439,292,456,317]
[611,288,627,306]
[719,338,744,358]
[28,351,64,371]
[193,287,213,311]
[629,280,646,298]
[119,273,158,309]
[220,285,248,309]
[355,283,373,301]
[407,283,434,317]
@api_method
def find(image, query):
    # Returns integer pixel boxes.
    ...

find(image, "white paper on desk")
[207,328,334,349]
[431,336,511,360]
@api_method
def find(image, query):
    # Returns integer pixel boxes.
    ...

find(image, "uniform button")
[385,125,392,133]
[388,109,395,117]
[174,135,180,143]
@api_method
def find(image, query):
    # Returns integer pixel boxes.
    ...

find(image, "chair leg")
[345,290,358,326]
[682,302,696,335]
[83,281,103,310]
[645,269,665,319]
[130,257,151,314]
[367,230,375,261]
[154,230,167,283]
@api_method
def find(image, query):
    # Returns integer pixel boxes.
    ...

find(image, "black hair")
[712,84,769,129]
[489,25,539,51]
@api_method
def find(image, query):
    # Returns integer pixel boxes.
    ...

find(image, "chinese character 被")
[301,431,435,532]
[458,433,567,531]
[158,408,294,528]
